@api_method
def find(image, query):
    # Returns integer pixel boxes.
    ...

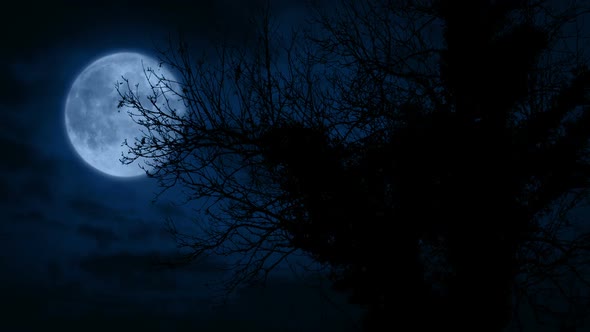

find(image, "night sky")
[0,1,361,331]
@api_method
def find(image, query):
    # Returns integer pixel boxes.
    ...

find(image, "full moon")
[64,52,180,177]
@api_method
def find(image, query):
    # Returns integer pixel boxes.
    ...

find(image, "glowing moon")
[64,52,178,177]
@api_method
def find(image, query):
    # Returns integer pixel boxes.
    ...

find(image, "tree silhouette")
[117,0,590,330]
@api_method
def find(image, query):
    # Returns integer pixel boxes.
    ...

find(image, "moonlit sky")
[5,1,590,331]
[0,1,360,331]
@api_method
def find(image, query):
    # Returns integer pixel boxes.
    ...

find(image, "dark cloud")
[68,197,121,221]
[0,272,359,332]
[126,223,169,242]
[154,201,188,219]
[46,260,64,283]
[78,251,223,275]
[1,0,304,61]
[67,197,183,224]
[78,251,178,291]
[0,135,58,207]
[77,224,120,249]
[11,210,66,229]
[0,277,201,331]
[0,70,27,107]
[0,135,53,172]
[0,0,316,116]
[77,251,224,291]
[2,252,359,332]
[66,197,175,242]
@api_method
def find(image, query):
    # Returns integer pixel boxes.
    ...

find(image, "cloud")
[0,69,27,107]
[154,201,188,219]
[0,135,58,174]
[66,196,178,245]
[0,134,59,210]
[126,223,170,242]
[77,224,120,249]
[0,276,204,331]
[77,251,224,292]
[67,196,180,226]
[68,197,122,221]
[78,251,178,292]
[1,257,360,332]
[10,210,67,231]
[1,1,308,64]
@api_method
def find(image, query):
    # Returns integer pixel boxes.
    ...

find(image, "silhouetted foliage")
[117,0,590,330]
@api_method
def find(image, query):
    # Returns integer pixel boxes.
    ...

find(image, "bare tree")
[117,5,334,291]
[117,0,590,330]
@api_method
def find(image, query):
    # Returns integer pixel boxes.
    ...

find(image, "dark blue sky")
[0,1,360,331]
